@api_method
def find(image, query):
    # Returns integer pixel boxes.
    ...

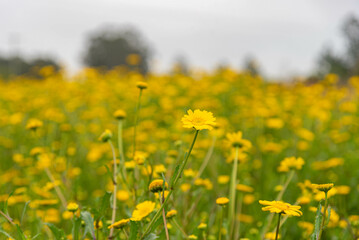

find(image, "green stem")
[118,120,126,178]
[133,89,143,157]
[172,219,188,238]
[275,213,281,240]
[318,192,328,240]
[109,140,118,239]
[228,146,239,237]
[218,207,224,240]
[140,130,199,239]
[195,136,216,180]
[160,191,170,240]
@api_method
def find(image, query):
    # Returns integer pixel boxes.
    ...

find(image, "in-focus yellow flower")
[66,202,79,212]
[312,183,334,193]
[26,118,43,130]
[113,109,127,120]
[98,129,112,142]
[149,179,168,193]
[181,109,216,131]
[216,197,229,206]
[131,201,155,221]
[108,218,130,229]
[259,200,302,216]
[277,157,305,172]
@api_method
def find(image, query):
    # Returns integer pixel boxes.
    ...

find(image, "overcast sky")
[1,0,358,78]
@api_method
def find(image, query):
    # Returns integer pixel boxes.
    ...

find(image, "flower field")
[1,68,359,239]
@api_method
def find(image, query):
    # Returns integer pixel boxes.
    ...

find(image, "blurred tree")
[0,55,60,80]
[171,55,190,75]
[242,55,261,76]
[82,26,151,74]
[316,14,359,81]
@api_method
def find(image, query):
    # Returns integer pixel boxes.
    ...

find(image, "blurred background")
[0,0,358,81]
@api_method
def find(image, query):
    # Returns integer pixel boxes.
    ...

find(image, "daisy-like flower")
[26,118,43,130]
[131,201,155,221]
[108,218,130,229]
[216,197,229,206]
[277,157,305,172]
[66,202,79,212]
[259,200,302,216]
[98,129,112,142]
[166,209,177,219]
[113,109,127,120]
[312,183,334,193]
[226,131,252,149]
[149,179,168,193]
[181,109,216,131]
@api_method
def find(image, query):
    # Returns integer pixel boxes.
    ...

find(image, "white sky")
[1,0,358,78]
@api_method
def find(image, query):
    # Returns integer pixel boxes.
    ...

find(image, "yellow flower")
[113,109,127,120]
[166,209,177,219]
[125,161,136,170]
[197,222,207,229]
[94,220,103,229]
[188,235,198,240]
[149,179,168,193]
[265,232,280,239]
[236,184,254,193]
[181,109,216,131]
[108,218,130,229]
[218,175,230,184]
[66,202,79,212]
[259,200,302,216]
[216,197,229,206]
[26,118,43,130]
[116,190,130,202]
[277,157,305,172]
[136,81,148,90]
[98,129,112,142]
[134,151,147,165]
[131,201,155,221]
[312,183,334,193]
[225,131,252,149]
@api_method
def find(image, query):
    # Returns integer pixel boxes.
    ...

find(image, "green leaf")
[310,202,322,240]
[170,164,180,188]
[325,207,331,228]
[16,224,27,240]
[0,191,14,214]
[144,233,159,240]
[45,223,66,240]
[129,220,139,240]
[99,191,112,216]
[21,201,30,225]
[31,233,41,239]
[0,229,14,239]
[81,211,96,239]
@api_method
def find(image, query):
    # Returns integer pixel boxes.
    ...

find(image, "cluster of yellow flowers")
[0,68,358,239]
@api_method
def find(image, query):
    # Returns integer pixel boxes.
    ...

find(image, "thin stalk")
[172,219,188,238]
[318,192,328,240]
[0,210,14,224]
[228,146,239,237]
[234,194,243,239]
[160,191,170,240]
[195,135,216,180]
[45,168,67,208]
[117,119,127,179]
[218,207,224,240]
[275,213,282,240]
[133,89,143,158]
[140,130,199,239]
[109,140,118,239]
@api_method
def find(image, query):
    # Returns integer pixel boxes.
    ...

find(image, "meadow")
[0,67,358,240]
